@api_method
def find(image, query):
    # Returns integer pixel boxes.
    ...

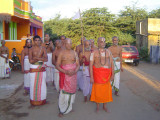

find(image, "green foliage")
[138,47,150,61]
[43,5,158,49]
[149,8,160,18]
[114,5,148,36]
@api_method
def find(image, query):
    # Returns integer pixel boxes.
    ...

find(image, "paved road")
[0,62,160,120]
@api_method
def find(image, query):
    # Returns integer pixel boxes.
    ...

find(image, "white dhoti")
[77,66,83,90]
[45,53,54,83]
[59,90,76,114]
[112,62,120,91]
[82,66,92,96]
[24,56,30,92]
[54,68,59,92]
[0,54,10,78]
[30,64,47,105]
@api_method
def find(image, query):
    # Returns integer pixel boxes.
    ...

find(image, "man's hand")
[121,67,123,72]
[110,75,114,81]
[90,77,94,84]
[5,58,8,63]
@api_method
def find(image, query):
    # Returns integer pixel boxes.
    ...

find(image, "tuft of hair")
[33,35,41,41]
[60,35,66,39]
[98,37,105,42]
[112,36,118,40]
[84,40,91,44]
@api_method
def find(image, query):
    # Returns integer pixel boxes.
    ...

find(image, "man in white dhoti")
[29,35,48,106]
[76,37,86,91]
[42,34,54,84]
[52,40,62,92]
[21,39,32,95]
[0,40,10,79]
[108,36,123,96]
[79,40,92,102]
[56,38,80,117]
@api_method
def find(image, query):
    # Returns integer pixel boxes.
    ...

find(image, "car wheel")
[134,61,139,66]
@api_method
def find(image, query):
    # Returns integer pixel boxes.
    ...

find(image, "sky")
[30,0,160,21]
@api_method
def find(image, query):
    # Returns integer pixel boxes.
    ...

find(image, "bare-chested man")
[60,35,66,49]
[108,36,123,96]
[90,37,114,113]
[90,39,98,52]
[52,40,62,92]
[0,40,10,79]
[79,40,92,102]
[42,34,54,84]
[76,37,86,91]
[29,35,48,106]
[21,39,32,95]
[75,37,86,56]
[56,38,79,116]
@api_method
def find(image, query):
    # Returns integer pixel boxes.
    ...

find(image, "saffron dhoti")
[59,63,77,114]
[90,66,113,103]
[45,53,54,83]
[0,54,10,78]
[29,63,47,105]
[24,56,30,92]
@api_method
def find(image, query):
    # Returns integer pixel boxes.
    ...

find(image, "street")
[0,62,160,120]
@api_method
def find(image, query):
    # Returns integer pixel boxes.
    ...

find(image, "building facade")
[0,0,43,59]
[0,0,43,41]
[136,18,160,50]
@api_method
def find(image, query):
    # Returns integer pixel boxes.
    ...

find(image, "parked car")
[122,45,140,66]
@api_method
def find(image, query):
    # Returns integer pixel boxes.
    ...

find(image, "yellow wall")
[148,18,160,33]
[0,0,14,15]
[5,40,26,61]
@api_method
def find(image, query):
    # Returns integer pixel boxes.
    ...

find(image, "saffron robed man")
[56,38,80,117]
[29,35,48,106]
[90,37,114,113]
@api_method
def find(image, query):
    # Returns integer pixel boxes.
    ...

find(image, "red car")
[122,45,140,66]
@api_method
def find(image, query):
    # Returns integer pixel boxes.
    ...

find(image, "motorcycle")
[9,55,21,70]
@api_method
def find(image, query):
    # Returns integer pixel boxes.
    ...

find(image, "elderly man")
[29,35,48,106]
[79,40,92,102]
[108,36,123,96]
[90,39,98,52]
[90,37,114,113]
[0,40,10,79]
[52,40,62,92]
[21,39,32,95]
[56,38,79,116]
[76,37,86,91]
[42,34,54,84]
[76,37,86,56]
[60,35,66,49]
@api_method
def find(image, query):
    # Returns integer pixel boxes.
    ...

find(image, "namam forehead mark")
[65,38,72,44]
[98,37,106,42]
[26,39,32,43]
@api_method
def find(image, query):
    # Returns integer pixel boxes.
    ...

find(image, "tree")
[149,8,160,18]
[114,5,148,36]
